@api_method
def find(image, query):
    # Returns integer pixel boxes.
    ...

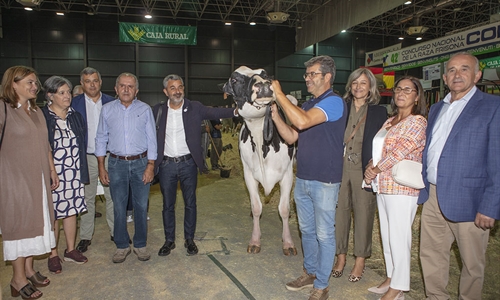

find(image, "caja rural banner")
[384,21,500,71]
[119,22,197,45]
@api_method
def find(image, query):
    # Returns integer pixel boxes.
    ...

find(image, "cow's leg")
[278,169,297,256]
[243,169,263,254]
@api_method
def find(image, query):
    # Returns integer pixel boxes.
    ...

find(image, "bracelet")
[147,162,154,165]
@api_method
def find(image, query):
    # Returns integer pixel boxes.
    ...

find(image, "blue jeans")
[108,156,150,249]
[294,178,340,289]
[159,157,198,242]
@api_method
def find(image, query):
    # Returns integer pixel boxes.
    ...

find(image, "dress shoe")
[368,284,390,294]
[158,241,176,256]
[76,239,91,253]
[184,239,198,255]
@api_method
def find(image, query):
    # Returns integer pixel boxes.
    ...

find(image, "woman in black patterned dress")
[42,76,90,273]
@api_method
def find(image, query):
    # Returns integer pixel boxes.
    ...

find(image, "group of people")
[0,51,498,300]
[272,52,498,300]
[0,66,237,299]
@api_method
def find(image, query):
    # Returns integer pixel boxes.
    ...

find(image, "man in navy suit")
[153,74,237,257]
[71,67,116,253]
[418,52,500,299]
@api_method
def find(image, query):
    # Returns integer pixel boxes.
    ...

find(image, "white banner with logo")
[365,43,402,67]
[384,21,500,71]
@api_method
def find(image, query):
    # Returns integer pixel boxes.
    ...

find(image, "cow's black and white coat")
[223,66,297,255]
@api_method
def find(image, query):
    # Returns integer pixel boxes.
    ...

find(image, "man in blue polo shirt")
[271,55,346,300]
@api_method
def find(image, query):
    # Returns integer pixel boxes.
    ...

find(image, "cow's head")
[222,66,274,112]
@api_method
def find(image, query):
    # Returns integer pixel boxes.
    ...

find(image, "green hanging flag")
[119,22,197,45]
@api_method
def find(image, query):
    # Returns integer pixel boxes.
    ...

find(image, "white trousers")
[377,193,418,291]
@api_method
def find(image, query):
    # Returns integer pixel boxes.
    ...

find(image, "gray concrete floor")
[1,171,408,300]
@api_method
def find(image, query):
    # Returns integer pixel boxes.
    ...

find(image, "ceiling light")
[24,7,33,11]
[416,36,423,40]
[225,22,232,26]
[249,22,256,26]
[56,12,64,16]
[145,14,152,19]
[399,36,405,40]
[404,1,412,4]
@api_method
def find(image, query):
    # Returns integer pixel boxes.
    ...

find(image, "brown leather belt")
[110,151,147,161]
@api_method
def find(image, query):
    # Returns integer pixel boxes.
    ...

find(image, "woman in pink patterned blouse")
[364,76,427,300]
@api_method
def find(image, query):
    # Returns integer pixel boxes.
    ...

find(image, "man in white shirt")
[71,67,116,253]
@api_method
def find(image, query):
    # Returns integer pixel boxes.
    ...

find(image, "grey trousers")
[79,154,114,240]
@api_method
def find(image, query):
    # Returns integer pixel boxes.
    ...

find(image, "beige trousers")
[420,184,489,300]
[335,166,377,257]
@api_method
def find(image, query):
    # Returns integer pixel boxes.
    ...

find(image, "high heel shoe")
[367,284,390,294]
[377,290,404,300]
[10,283,42,299]
[331,259,346,278]
[348,267,365,282]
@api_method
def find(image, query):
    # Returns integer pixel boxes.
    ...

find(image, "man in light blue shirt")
[95,72,157,263]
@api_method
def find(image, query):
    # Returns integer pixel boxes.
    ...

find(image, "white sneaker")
[127,215,133,223]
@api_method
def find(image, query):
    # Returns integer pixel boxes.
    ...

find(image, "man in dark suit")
[153,74,237,256]
[71,67,116,253]
[418,52,500,299]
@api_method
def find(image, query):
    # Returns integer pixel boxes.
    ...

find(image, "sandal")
[10,283,43,299]
[48,256,62,274]
[27,271,50,287]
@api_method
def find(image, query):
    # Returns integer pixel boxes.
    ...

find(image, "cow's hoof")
[247,245,261,254]
[283,247,298,256]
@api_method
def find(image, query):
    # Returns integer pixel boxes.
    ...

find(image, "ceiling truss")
[1,0,500,41]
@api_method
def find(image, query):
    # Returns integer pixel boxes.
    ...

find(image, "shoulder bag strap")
[344,114,367,145]
[0,102,6,150]
[155,103,163,131]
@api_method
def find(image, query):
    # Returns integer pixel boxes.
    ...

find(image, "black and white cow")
[223,66,297,256]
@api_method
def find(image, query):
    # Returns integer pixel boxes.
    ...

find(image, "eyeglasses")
[393,87,417,94]
[303,71,326,79]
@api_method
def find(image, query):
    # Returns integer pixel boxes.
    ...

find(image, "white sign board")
[423,63,441,81]
[384,21,500,71]
[365,43,402,67]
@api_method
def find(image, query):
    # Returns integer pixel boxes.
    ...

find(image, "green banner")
[119,22,197,45]
[479,56,500,71]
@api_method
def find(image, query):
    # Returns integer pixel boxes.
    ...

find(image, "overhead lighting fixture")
[416,36,423,40]
[56,12,64,16]
[225,22,232,26]
[398,36,405,40]
[24,7,33,11]
[145,14,152,19]
[249,22,256,26]
[404,1,412,4]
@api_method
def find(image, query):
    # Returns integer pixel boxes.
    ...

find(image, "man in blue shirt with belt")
[95,73,157,263]
[271,55,346,300]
